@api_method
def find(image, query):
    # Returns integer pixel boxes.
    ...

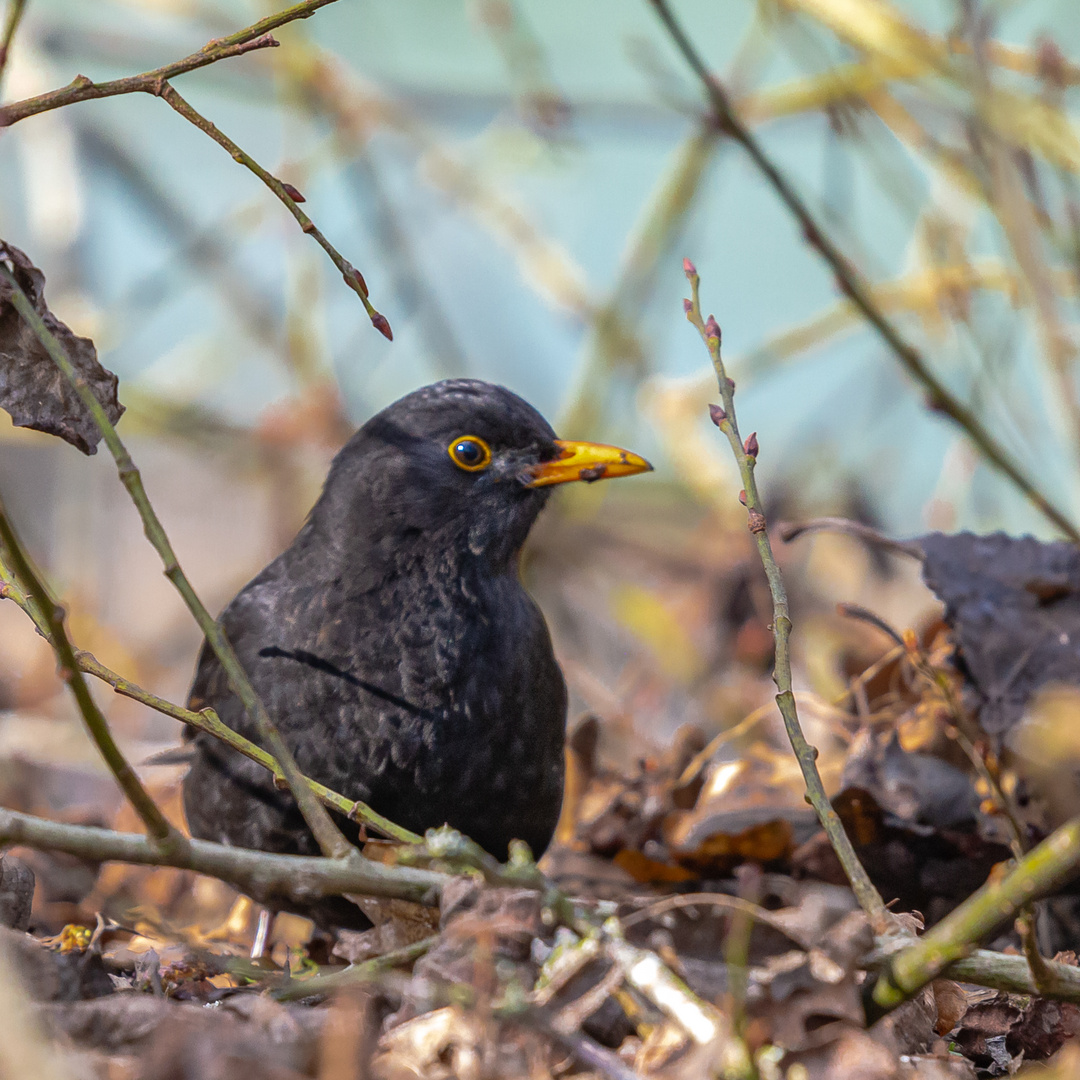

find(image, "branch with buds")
[681,260,894,934]
[0,0,391,339]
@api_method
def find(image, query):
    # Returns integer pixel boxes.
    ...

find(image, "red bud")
[744,432,759,458]
[708,404,726,426]
[705,315,721,342]
[738,489,747,506]
[682,298,693,314]
[371,312,393,341]
[727,377,736,393]
[281,182,306,203]
[682,257,697,279]
[351,268,368,295]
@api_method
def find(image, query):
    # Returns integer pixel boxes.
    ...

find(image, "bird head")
[312,379,652,572]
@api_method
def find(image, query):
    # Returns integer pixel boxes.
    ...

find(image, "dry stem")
[0,807,447,907]
[778,518,926,561]
[154,83,385,329]
[273,936,439,1002]
[948,948,1080,1000]
[682,264,890,933]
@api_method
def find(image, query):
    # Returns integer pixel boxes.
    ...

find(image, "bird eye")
[448,435,492,472]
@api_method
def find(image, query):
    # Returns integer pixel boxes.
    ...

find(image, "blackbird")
[181,379,650,918]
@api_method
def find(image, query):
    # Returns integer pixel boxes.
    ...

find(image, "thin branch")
[0,807,447,907]
[0,0,335,126]
[0,262,354,861]
[621,892,805,945]
[0,0,27,97]
[648,0,1080,544]
[154,82,390,335]
[947,948,1080,1001]
[872,815,1080,1010]
[682,263,891,933]
[273,936,438,1002]
[0,0,391,337]
[0,567,419,844]
[779,517,926,561]
[0,492,184,850]
[836,604,907,649]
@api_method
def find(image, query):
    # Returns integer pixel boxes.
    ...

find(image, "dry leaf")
[0,240,124,454]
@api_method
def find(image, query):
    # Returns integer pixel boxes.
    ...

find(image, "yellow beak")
[523,439,653,488]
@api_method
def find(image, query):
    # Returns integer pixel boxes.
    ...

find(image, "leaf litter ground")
[6,527,1080,1077]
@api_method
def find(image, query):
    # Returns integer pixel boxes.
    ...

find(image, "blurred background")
[1,0,1079,861]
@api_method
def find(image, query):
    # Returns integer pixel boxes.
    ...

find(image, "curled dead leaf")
[0,241,124,454]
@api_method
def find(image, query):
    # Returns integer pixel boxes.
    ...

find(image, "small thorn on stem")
[708,404,727,426]
[744,432,759,458]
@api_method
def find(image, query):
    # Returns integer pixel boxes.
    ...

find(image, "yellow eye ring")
[448,435,492,472]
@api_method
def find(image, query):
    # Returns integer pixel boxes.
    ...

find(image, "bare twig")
[648,0,1080,543]
[0,0,390,337]
[682,263,891,932]
[0,492,184,849]
[872,815,1080,1009]
[622,892,803,943]
[603,915,749,1067]
[0,0,27,96]
[0,0,333,125]
[0,566,419,843]
[154,83,389,335]
[836,604,908,649]
[947,948,1080,1001]
[272,936,438,1001]
[779,517,926,561]
[0,261,354,861]
[0,806,447,907]
[541,1026,646,1080]
[549,955,625,1035]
